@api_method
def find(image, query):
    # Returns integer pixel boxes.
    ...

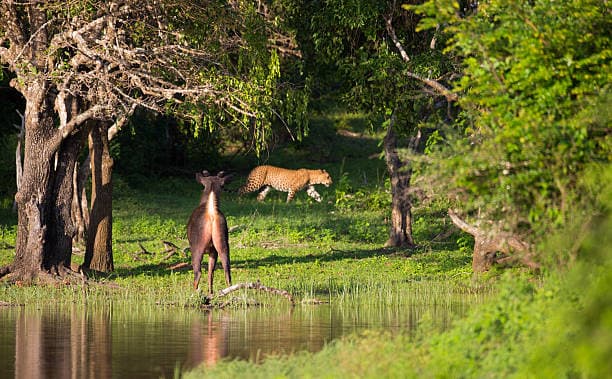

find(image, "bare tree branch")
[385,15,458,102]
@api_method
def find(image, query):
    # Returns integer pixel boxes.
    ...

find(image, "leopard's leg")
[286,190,297,203]
[306,185,322,202]
[257,186,271,201]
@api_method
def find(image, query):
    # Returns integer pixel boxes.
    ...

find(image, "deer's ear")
[220,173,234,185]
[196,170,211,183]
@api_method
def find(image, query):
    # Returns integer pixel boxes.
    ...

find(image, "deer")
[187,170,233,294]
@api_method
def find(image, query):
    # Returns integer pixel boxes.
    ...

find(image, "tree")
[83,120,115,272]
[0,0,304,282]
[284,0,456,247]
[414,0,610,270]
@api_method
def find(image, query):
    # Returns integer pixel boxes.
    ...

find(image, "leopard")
[238,165,333,203]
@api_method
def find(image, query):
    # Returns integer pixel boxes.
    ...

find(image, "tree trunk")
[71,112,125,246]
[11,82,75,281]
[45,99,83,272]
[71,143,92,246]
[83,121,114,272]
[383,111,416,248]
[13,110,24,212]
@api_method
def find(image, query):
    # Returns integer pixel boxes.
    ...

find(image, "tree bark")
[71,157,90,245]
[383,111,416,248]
[11,82,58,281]
[45,99,83,272]
[83,121,114,272]
[3,81,89,283]
[45,132,82,272]
[72,108,126,246]
[13,110,24,212]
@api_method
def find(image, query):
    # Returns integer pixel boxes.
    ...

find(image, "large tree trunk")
[11,82,77,281]
[71,112,124,247]
[45,99,83,272]
[45,132,82,272]
[83,121,114,272]
[383,111,416,248]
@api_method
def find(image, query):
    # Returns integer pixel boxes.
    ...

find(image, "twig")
[168,262,190,271]
[161,240,179,260]
[215,281,294,304]
[138,242,151,255]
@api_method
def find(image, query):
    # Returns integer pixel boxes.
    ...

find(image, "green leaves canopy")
[416,0,610,238]
[0,1,308,154]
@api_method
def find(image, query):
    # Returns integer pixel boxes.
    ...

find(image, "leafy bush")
[415,0,611,246]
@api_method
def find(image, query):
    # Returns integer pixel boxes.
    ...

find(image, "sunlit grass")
[0,111,480,312]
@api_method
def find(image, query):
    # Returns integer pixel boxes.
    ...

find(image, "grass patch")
[0,111,477,308]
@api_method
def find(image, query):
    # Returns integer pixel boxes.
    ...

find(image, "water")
[0,302,468,378]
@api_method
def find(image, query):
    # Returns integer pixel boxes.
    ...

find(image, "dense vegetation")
[1,0,610,377]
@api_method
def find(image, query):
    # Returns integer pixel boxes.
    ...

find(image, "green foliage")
[284,0,455,134]
[178,1,311,155]
[416,0,611,241]
[111,110,224,180]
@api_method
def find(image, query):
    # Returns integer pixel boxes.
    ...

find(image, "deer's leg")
[257,186,271,201]
[207,249,218,295]
[216,242,232,287]
[191,248,204,290]
[213,220,232,287]
[306,185,322,202]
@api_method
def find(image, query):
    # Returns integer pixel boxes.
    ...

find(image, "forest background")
[0,0,610,377]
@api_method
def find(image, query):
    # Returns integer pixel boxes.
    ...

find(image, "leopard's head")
[311,169,333,187]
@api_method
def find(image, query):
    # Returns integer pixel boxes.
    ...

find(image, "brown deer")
[187,170,232,293]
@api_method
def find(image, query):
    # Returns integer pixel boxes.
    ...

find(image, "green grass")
[0,179,478,308]
[0,112,477,309]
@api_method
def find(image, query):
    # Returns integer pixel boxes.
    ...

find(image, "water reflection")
[0,302,468,378]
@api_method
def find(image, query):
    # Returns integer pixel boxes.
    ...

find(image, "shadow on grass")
[107,242,470,281]
[231,246,405,269]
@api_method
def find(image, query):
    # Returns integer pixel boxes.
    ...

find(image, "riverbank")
[184,198,612,378]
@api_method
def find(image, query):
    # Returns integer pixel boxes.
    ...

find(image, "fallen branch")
[228,225,242,233]
[448,209,540,272]
[1,300,23,307]
[215,281,294,304]
[168,262,190,271]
